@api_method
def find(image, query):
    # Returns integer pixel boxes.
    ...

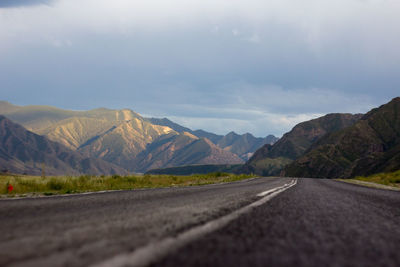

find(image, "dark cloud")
[0,0,399,135]
[0,0,53,8]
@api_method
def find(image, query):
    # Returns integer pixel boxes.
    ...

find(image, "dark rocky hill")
[243,113,363,175]
[284,97,400,178]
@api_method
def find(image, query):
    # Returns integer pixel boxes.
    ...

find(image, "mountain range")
[1,97,399,178]
[244,97,400,178]
[145,117,278,160]
[0,101,277,174]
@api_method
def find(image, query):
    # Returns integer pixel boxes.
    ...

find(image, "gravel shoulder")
[337,178,400,191]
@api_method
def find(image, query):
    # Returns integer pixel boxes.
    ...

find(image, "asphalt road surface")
[1,178,400,267]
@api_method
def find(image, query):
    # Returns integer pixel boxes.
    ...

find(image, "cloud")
[0,0,399,137]
[0,0,54,8]
[126,83,377,136]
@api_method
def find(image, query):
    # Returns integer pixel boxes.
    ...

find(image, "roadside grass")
[0,172,255,197]
[348,170,400,189]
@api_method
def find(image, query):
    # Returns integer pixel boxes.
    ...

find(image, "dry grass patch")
[0,172,255,197]
[353,170,400,188]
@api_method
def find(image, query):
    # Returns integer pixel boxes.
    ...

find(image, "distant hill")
[191,130,224,144]
[0,101,79,132]
[146,117,278,160]
[133,132,243,172]
[217,132,278,160]
[243,113,363,176]
[0,115,127,176]
[284,97,400,178]
[146,164,243,175]
[145,117,224,142]
[145,118,192,133]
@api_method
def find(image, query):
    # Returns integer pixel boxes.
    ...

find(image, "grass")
[352,170,400,188]
[0,172,255,197]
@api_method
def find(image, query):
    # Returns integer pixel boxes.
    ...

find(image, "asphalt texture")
[155,178,400,267]
[0,177,290,267]
[1,178,400,267]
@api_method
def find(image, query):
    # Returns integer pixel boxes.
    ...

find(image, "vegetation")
[353,170,400,188]
[243,157,292,176]
[0,172,255,197]
[146,164,243,175]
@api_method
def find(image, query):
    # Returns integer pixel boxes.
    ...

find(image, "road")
[1,178,400,267]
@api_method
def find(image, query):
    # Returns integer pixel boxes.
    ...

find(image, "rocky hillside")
[243,113,363,175]
[146,117,278,160]
[133,132,243,172]
[0,102,253,172]
[217,132,278,160]
[0,116,126,176]
[284,97,400,178]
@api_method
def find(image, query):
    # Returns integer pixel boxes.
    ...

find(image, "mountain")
[243,113,363,176]
[76,118,175,170]
[191,130,224,144]
[145,117,224,143]
[146,117,278,160]
[0,102,249,172]
[0,101,81,132]
[133,132,243,172]
[284,97,400,178]
[0,115,127,176]
[0,103,178,171]
[145,118,192,133]
[217,132,279,160]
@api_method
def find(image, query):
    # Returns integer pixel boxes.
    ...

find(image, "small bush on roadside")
[48,178,64,190]
[126,176,137,183]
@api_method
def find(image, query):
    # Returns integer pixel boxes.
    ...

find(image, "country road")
[1,178,400,267]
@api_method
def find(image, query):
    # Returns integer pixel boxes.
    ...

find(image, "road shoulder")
[336,179,400,191]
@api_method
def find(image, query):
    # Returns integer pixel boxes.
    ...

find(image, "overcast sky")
[1,0,399,137]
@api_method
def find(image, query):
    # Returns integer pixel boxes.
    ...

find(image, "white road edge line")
[92,178,297,267]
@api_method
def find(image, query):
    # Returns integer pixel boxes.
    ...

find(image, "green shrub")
[389,177,400,183]
[48,178,64,190]
[126,177,137,183]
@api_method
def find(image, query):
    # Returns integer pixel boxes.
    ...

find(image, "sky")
[1,0,399,137]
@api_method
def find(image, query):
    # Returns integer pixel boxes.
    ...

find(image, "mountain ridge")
[284,97,400,178]
[242,113,363,176]
[0,115,127,176]
[0,101,271,172]
[133,132,243,172]
[145,117,278,160]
